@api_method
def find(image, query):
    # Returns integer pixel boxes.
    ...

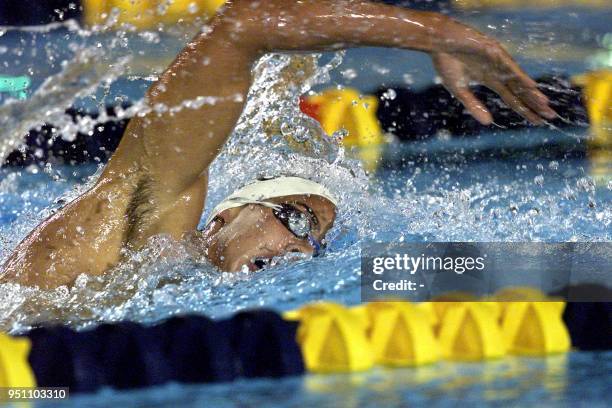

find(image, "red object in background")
[299,96,322,121]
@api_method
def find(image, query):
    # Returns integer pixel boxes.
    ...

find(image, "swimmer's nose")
[284,239,314,256]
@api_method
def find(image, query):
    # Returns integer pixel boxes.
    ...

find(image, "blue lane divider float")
[22,310,303,393]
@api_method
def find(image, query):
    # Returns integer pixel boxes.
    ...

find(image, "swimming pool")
[0,4,610,406]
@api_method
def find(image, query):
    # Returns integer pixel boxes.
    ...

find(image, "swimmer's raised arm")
[1,0,556,288]
[114,0,556,193]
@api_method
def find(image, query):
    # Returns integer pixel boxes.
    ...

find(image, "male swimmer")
[0,0,556,289]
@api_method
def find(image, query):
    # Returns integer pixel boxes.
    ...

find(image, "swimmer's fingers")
[507,78,557,120]
[433,53,493,125]
[487,44,539,89]
[450,86,493,126]
[488,46,557,120]
[489,80,544,125]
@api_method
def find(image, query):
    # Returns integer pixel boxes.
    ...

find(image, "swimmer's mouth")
[248,252,311,271]
[250,258,272,271]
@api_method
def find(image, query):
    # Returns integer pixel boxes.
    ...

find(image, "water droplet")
[372,63,390,75]
[138,31,160,44]
[534,175,544,186]
[576,177,595,193]
[381,88,397,101]
[188,2,199,14]
[340,68,357,80]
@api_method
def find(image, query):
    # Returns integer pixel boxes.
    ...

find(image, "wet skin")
[0,0,556,289]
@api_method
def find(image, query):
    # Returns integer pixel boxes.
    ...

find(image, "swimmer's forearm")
[228,1,553,125]
[227,0,486,55]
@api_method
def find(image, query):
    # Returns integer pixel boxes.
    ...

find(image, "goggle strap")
[308,234,324,257]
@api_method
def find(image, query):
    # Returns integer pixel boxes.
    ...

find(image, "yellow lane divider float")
[573,69,612,186]
[285,302,375,373]
[574,69,612,146]
[493,287,571,356]
[355,302,440,367]
[436,302,506,361]
[0,333,37,389]
[500,302,570,355]
[300,88,385,172]
[83,0,227,28]
[285,288,570,373]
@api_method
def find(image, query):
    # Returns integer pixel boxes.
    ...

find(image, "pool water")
[32,351,610,407]
[0,5,610,407]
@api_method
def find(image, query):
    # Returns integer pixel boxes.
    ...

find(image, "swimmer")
[0,0,556,289]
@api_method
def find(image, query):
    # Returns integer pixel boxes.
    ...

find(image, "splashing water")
[0,47,131,162]
[0,14,610,334]
[0,18,376,331]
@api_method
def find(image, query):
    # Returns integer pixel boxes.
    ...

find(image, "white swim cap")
[206,176,338,225]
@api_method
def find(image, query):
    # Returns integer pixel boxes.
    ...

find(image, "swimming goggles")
[211,197,326,257]
[271,203,326,257]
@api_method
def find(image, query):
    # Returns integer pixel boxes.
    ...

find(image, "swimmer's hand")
[431,39,557,125]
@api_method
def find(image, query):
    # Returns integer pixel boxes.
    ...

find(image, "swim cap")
[206,176,338,225]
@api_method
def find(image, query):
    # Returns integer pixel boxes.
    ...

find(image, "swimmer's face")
[202,194,336,272]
